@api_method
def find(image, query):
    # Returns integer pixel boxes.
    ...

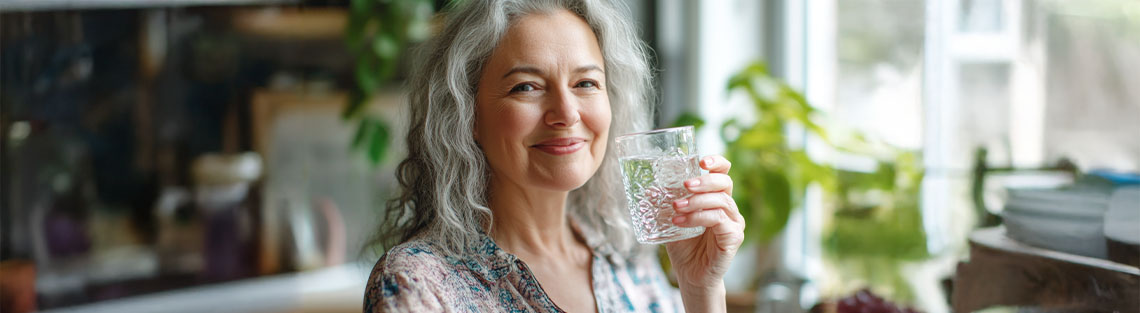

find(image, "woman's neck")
[487,176,584,258]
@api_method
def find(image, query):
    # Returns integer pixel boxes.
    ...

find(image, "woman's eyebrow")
[575,65,604,74]
[501,64,604,79]
[502,66,542,78]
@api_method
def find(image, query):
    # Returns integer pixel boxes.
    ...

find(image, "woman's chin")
[525,157,602,191]
[532,170,594,191]
[544,178,591,192]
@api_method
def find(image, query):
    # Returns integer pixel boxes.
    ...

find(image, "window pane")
[959,0,1005,33]
[959,62,1012,165]
[1040,1,1140,171]
[836,0,926,149]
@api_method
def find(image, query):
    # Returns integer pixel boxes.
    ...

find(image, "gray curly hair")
[374,0,655,256]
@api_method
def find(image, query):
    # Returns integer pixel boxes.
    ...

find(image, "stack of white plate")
[1002,185,1113,258]
[1104,187,1140,266]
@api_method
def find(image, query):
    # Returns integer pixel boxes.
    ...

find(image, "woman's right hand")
[662,155,746,312]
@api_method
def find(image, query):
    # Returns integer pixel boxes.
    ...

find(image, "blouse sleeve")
[364,256,447,313]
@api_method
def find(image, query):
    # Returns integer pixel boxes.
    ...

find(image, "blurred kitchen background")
[1,0,1137,313]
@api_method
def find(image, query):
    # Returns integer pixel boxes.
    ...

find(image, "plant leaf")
[351,118,372,149]
[790,150,835,190]
[757,169,793,242]
[367,118,391,164]
[373,32,400,60]
[737,125,784,148]
[355,59,379,92]
[349,0,373,17]
[343,92,368,120]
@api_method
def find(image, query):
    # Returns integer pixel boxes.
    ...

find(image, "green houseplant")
[679,62,835,243]
[674,61,929,301]
[344,0,436,164]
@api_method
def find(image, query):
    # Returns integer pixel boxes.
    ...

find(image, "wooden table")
[953,227,1140,312]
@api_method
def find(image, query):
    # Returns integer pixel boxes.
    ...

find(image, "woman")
[365,0,745,312]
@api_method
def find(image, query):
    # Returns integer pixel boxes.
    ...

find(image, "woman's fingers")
[669,153,746,252]
[699,155,731,174]
[673,192,744,226]
[671,209,744,250]
[684,173,733,195]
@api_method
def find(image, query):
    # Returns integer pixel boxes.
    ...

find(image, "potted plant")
[674,61,929,304]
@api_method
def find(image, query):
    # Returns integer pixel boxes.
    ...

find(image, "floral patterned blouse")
[364,230,683,312]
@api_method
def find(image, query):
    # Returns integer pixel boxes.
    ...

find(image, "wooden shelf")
[0,0,298,11]
[953,226,1139,312]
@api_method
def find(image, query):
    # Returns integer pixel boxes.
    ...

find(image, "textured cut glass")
[615,126,705,244]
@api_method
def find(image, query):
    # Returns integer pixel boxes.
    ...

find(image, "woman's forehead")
[486,10,604,72]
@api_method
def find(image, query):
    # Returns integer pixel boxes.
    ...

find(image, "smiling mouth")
[531,137,587,155]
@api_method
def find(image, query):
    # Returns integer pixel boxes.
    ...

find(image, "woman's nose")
[544,88,581,128]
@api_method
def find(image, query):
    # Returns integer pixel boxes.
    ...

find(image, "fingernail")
[702,158,713,167]
[685,179,701,187]
[674,199,689,208]
[673,216,687,224]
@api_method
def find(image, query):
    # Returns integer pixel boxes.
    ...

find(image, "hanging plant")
[344,0,436,164]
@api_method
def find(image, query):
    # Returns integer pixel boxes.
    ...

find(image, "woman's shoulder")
[369,237,453,278]
[364,238,460,312]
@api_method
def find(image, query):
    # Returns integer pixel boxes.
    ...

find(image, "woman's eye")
[576,80,598,89]
[510,83,536,93]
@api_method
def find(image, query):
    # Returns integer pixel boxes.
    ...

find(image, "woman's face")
[475,10,611,192]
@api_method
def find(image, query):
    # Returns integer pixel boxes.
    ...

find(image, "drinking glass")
[615,126,705,244]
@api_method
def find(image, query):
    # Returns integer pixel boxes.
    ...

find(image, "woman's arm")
[679,283,727,312]
[663,155,747,313]
[364,252,448,313]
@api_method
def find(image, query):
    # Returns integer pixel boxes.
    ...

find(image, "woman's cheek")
[588,98,612,161]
